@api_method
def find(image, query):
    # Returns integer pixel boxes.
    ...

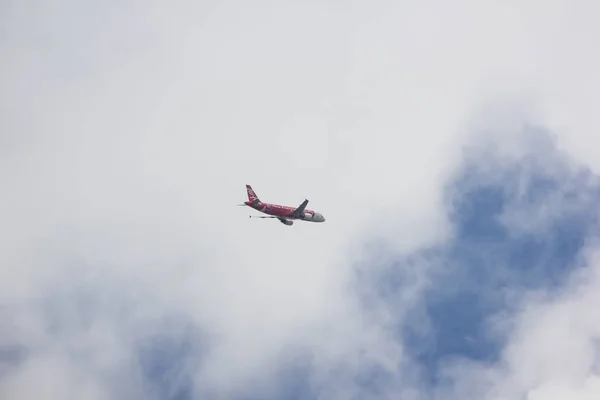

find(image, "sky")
[2,1,600,399]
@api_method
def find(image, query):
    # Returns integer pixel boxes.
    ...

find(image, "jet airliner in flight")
[239,185,325,226]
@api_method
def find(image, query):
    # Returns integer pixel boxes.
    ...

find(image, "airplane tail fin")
[246,185,259,202]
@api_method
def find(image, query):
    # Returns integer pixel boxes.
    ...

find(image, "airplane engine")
[280,219,293,226]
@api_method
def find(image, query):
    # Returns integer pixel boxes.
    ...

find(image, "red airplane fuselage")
[244,200,323,220]
[243,185,326,223]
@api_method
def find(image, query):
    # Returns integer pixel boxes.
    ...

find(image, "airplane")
[238,184,326,226]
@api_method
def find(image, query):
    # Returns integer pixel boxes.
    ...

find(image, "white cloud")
[2,0,600,398]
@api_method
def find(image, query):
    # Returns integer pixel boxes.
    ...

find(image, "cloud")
[349,123,600,396]
[435,245,600,400]
[2,1,600,399]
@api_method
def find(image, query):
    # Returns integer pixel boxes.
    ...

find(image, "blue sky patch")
[359,130,600,389]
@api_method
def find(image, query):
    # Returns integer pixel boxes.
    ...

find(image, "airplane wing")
[290,199,309,218]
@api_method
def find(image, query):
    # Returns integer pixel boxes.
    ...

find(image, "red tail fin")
[246,185,259,202]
